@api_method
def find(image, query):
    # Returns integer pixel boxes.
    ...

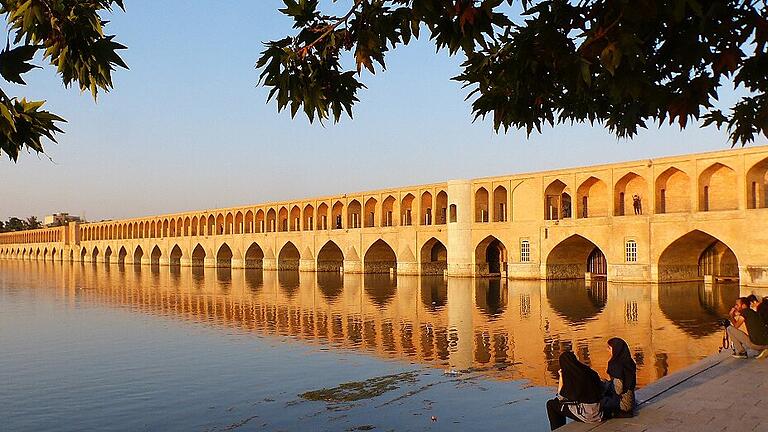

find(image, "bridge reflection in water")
[8,261,750,388]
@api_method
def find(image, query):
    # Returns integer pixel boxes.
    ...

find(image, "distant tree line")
[0,216,43,232]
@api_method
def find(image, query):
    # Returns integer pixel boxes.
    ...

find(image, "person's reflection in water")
[317,272,343,303]
[546,352,603,430]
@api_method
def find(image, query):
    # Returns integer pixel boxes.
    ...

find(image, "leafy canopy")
[0,0,128,162]
[257,0,768,146]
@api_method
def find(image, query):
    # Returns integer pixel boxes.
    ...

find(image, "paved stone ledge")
[560,352,767,432]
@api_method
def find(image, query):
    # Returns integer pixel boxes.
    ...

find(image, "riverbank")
[561,351,766,431]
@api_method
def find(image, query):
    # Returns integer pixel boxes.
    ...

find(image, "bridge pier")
[343,260,362,273]
[263,258,277,270]
[299,259,316,272]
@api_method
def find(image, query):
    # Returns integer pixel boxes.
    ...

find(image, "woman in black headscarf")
[602,337,637,418]
[546,351,604,430]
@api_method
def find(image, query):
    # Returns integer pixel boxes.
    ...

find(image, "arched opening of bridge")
[493,186,508,222]
[118,246,127,265]
[278,242,300,271]
[364,239,397,274]
[256,210,265,233]
[545,180,571,220]
[577,176,608,218]
[658,230,739,282]
[421,191,433,225]
[746,156,768,209]
[245,243,264,269]
[364,197,377,228]
[290,206,301,231]
[401,194,414,226]
[303,205,314,231]
[475,236,507,277]
[91,247,99,264]
[51,248,57,262]
[151,246,162,266]
[614,172,648,216]
[266,209,277,232]
[348,200,362,229]
[475,187,489,222]
[104,246,112,264]
[317,241,344,272]
[436,190,448,224]
[655,167,690,214]
[699,163,737,211]
[317,203,329,230]
[546,234,605,279]
[332,201,344,229]
[420,238,447,275]
[278,207,289,232]
[42,248,48,261]
[381,196,395,227]
[191,244,206,267]
[546,280,608,325]
[216,243,233,268]
[170,245,182,266]
[658,282,739,337]
[133,246,144,266]
[234,212,243,234]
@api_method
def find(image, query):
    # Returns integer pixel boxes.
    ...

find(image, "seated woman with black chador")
[602,337,637,418]
[546,351,603,430]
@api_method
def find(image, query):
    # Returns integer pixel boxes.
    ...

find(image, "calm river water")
[1,261,756,431]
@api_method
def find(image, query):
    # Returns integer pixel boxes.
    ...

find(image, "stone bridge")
[3,145,768,287]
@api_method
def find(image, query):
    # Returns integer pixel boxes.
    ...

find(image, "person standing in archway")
[632,195,642,215]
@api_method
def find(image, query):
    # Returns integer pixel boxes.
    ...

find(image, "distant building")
[44,213,82,227]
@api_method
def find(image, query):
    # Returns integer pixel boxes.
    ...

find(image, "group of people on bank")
[546,293,768,431]
[546,338,636,430]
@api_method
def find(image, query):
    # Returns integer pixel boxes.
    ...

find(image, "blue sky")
[2,1,763,221]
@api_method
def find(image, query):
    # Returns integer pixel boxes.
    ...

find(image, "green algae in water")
[300,371,419,403]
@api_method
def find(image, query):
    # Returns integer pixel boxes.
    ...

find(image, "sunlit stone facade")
[2,145,768,286]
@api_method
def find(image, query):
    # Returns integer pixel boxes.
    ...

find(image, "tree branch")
[298,0,364,57]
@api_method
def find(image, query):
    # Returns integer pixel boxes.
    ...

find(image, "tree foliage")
[258,0,768,146]
[0,215,40,231]
[0,0,128,162]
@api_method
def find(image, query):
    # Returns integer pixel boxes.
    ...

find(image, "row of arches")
[530,159,768,221]
[0,231,742,283]
[69,238,441,275]
[78,191,450,243]
[0,226,64,245]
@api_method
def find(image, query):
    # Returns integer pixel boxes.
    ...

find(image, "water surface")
[0,261,750,431]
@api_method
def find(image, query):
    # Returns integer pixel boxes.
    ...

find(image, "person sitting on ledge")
[728,297,768,360]
[546,352,603,430]
[601,338,637,419]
